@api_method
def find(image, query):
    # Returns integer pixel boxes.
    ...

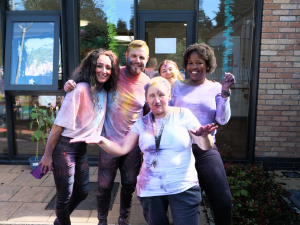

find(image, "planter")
[29,156,42,170]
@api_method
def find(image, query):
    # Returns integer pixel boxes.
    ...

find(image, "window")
[79,0,134,66]
[4,12,60,90]
[7,0,61,11]
[0,28,7,155]
[198,0,255,158]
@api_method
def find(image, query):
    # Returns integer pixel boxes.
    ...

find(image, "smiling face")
[125,46,149,76]
[95,54,112,85]
[186,51,208,84]
[160,63,180,86]
[146,83,171,119]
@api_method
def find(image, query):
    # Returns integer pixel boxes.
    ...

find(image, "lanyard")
[150,110,169,168]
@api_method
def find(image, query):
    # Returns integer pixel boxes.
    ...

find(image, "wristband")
[221,90,231,97]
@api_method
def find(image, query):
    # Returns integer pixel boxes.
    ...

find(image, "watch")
[221,90,231,97]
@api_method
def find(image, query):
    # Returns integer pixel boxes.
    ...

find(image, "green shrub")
[215,146,300,224]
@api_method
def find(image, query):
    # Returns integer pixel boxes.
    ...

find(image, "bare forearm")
[98,132,138,156]
[191,133,214,150]
[215,96,231,125]
[44,125,63,156]
[98,139,127,156]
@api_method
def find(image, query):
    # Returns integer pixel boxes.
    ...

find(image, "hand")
[190,123,218,137]
[221,72,236,91]
[70,136,103,145]
[39,154,53,174]
[64,80,76,93]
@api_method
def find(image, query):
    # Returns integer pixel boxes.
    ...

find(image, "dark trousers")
[52,136,89,225]
[97,146,141,224]
[192,144,232,225]
[139,185,201,225]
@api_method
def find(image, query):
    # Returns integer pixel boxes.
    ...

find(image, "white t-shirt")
[55,82,107,138]
[131,106,200,197]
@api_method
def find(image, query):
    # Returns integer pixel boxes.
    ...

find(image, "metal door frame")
[137,10,196,50]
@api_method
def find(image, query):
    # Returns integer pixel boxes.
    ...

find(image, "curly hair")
[158,60,184,81]
[183,43,217,74]
[72,48,119,108]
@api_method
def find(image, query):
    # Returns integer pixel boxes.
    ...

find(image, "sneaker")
[117,217,130,225]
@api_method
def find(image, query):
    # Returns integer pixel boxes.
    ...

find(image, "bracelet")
[221,90,231,97]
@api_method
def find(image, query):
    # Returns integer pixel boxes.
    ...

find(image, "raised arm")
[189,123,218,150]
[39,125,64,173]
[215,72,235,125]
[70,131,139,156]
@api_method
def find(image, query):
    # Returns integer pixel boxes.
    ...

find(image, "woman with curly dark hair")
[39,49,119,225]
[169,43,235,225]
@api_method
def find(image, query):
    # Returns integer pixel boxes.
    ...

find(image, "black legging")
[97,146,141,224]
[192,144,232,225]
[52,136,89,225]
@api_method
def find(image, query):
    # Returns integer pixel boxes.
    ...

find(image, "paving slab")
[107,203,120,224]
[129,204,146,224]
[43,187,56,203]
[70,210,91,223]
[48,210,91,223]
[10,165,32,173]
[7,203,53,222]
[114,188,121,204]
[89,167,97,176]
[200,206,209,225]
[0,173,20,185]
[40,174,55,187]
[89,174,98,183]
[10,186,53,203]
[0,202,23,222]
[9,172,47,186]
[87,210,98,223]
[0,186,22,201]
[286,190,300,210]
[0,165,15,173]
[114,174,121,182]
[132,191,140,205]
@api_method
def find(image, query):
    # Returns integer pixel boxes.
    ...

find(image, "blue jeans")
[97,146,141,224]
[52,136,89,225]
[138,185,201,225]
[192,144,232,225]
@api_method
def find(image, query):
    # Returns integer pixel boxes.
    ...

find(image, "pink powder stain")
[137,163,151,194]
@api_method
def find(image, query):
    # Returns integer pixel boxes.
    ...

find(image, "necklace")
[150,110,170,168]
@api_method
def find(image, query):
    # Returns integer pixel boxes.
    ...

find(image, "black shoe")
[117,217,130,225]
[98,223,108,225]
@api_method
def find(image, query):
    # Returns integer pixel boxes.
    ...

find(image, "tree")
[22,0,61,10]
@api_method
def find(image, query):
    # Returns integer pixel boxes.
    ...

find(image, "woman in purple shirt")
[169,43,235,225]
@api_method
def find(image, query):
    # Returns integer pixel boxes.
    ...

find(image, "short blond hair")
[127,40,149,56]
[144,76,171,98]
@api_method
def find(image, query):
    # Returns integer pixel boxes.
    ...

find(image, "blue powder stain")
[222,0,235,73]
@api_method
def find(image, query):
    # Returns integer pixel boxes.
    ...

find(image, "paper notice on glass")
[155,38,176,54]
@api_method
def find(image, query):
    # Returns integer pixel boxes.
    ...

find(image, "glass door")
[138,11,195,77]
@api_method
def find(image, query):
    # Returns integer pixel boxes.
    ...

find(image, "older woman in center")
[71,76,217,225]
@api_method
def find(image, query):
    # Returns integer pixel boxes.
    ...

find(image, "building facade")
[0,0,298,169]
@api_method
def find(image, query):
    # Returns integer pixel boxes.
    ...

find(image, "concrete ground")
[0,165,210,225]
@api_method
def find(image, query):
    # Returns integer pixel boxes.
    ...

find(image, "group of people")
[39,40,236,225]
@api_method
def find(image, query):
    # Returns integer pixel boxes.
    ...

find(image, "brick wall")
[256,0,300,158]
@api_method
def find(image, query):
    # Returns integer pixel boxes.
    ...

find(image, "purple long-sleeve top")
[169,80,231,143]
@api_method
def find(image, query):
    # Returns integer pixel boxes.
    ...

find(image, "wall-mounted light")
[184,23,187,26]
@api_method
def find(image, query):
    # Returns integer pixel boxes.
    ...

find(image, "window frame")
[4,11,60,91]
